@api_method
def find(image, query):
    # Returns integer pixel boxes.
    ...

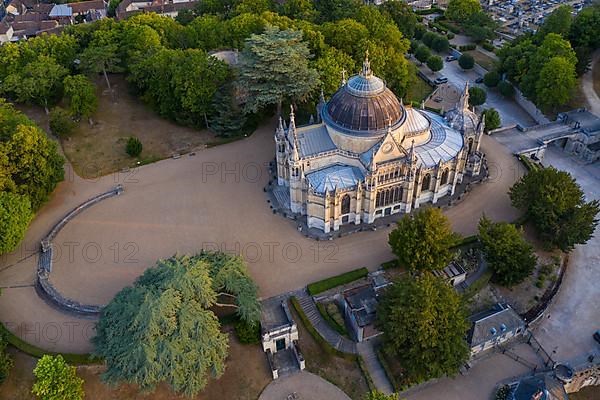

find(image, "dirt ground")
[289,304,369,400]
[0,328,271,400]
[20,75,215,179]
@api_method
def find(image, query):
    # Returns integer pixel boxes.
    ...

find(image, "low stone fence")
[514,87,551,125]
[36,185,124,317]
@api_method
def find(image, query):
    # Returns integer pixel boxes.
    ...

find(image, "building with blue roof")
[274,53,485,233]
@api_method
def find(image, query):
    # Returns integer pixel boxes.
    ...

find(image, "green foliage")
[125,136,142,157]
[537,5,572,41]
[427,55,444,72]
[63,75,98,119]
[239,25,320,113]
[49,107,76,138]
[495,385,512,400]
[313,0,361,22]
[0,330,13,384]
[307,267,368,295]
[570,2,600,49]
[468,86,486,106]
[478,216,537,287]
[483,70,500,87]
[464,11,497,43]
[317,302,348,336]
[313,45,356,96]
[0,192,34,255]
[380,1,418,39]
[497,80,514,97]
[431,35,450,52]
[94,253,260,396]
[234,320,261,344]
[446,0,481,22]
[208,83,250,137]
[458,53,475,69]
[482,108,500,132]
[388,208,459,272]
[414,45,431,63]
[365,391,399,400]
[377,273,470,384]
[509,167,600,252]
[536,56,577,111]
[31,355,84,400]
[459,43,477,51]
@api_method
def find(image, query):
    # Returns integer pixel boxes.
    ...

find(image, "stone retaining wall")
[36,185,124,317]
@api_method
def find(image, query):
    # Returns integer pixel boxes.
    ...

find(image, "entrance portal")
[276,338,286,351]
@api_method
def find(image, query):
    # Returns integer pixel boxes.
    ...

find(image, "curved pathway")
[581,50,600,115]
[259,371,351,400]
[0,120,524,353]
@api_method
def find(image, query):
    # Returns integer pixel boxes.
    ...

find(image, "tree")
[464,11,497,43]
[31,355,84,400]
[421,31,437,48]
[239,25,320,114]
[381,1,417,39]
[570,2,600,49]
[468,86,486,106]
[365,392,399,400]
[446,0,481,22]
[49,107,76,138]
[126,136,142,157]
[482,108,501,132]
[93,253,260,396]
[63,75,98,121]
[79,30,123,95]
[377,273,469,384]
[388,208,459,272]
[313,0,361,22]
[279,0,319,21]
[0,331,13,384]
[0,192,33,256]
[497,80,514,97]
[431,35,450,53]
[414,45,431,64]
[483,70,500,87]
[313,46,356,96]
[427,55,444,72]
[458,53,475,69]
[321,19,370,59]
[535,56,577,111]
[233,0,273,15]
[510,167,600,251]
[478,216,537,287]
[175,9,196,25]
[537,5,572,41]
[2,55,67,113]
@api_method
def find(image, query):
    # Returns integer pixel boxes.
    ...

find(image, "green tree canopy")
[414,44,431,63]
[63,75,98,120]
[0,192,33,255]
[388,207,459,272]
[377,273,469,384]
[48,107,76,138]
[239,25,320,113]
[94,252,260,396]
[468,86,486,106]
[482,108,501,132]
[497,80,514,97]
[31,355,84,400]
[509,167,600,251]
[427,55,444,72]
[535,56,577,111]
[446,0,481,22]
[365,392,399,400]
[570,2,600,49]
[478,216,537,286]
[536,5,572,41]
[464,11,497,43]
[483,70,500,87]
[381,1,417,39]
[458,53,475,69]
[313,46,356,96]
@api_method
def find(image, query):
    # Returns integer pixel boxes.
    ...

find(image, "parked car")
[445,56,456,62]
[594,330,600,344]
[475,77,484,84]
[434,76,448,85]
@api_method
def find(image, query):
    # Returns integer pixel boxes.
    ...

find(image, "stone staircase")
[358,340,394,395]
[295,292,357,355]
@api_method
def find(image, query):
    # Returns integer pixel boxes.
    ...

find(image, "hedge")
[289,297,356,360]
[0,323,101,365]
[459,44,477,51]
[316,302,348,336]
[482,42,495,52]
[307,267,369,295]
[415,7,443,15]
[357,356,376,392]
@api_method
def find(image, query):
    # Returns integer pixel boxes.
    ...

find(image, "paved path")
[259,371,351,400]
[357,340,394,395]
[581,50,600,115]
[295,292,357,354]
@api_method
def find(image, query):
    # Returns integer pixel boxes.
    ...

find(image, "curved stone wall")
[36,185,124,317]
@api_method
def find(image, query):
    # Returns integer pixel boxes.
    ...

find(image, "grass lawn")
[289,303,369,400]
[594,57,600,98]
[19,75,216,179]
[0,327,271,400]
[464,49,498,72]
[407,74,434,104]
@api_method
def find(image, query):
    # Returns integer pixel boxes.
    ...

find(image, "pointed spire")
[276,115,285,138]
[361,49,372,78]
[400,97,404,107]
[409,139,416,165]
[320,88,325,103]
[341,69,347,86]
[459,81,470,111]
[289,104,296,131]
[421,100,425,110]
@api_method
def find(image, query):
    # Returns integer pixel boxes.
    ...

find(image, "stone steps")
[358,341,395,395]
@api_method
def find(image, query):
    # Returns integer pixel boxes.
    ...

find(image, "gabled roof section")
[305,164,364,195]
[296,123,336,158]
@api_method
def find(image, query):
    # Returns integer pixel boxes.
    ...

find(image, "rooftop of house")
[432,261,466,281]
[467,303,525,348]
[67,0,106,14]
[344,284,378,328]
[260,297,294,333]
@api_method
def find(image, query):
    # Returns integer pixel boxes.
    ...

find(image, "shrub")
[447,32,455,39]
[422,31,437,48]
[468,86,487,106]
[427,55,444,72]
[48,107,76,138]
[32,355,84,400]
[483,71,500,87]
[126,136,142,157]
[0,332,13,385]
[482,41,495,52]
[234,320,260,344]
[415,45,432,63]
[307,267,369,295]
[495,385,511,400]
[459,44,477,51]
[482,108,501,132]
[498,81,515,97]
[459,53,475,69]
[431,35,450,52]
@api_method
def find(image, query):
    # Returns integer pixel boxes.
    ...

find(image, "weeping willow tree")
[93,252,260,396]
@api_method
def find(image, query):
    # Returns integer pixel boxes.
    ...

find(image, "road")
[440,60,536,128]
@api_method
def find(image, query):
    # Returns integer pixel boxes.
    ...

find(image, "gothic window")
[375,186,403,208]
[441,168,449,185]
[341,194,351,215]
[421,174,431,192]
[468,137,474,154]
[278,143,285,152]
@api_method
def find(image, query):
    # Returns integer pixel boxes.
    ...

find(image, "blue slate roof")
[296,124,337,158]
[305,164,364,194]
[415,112,464,167]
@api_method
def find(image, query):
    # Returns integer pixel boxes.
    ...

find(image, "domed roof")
[403,107,431,136]
[323,54,404,135]
[446,82,479,134]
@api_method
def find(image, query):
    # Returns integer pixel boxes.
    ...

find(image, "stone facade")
[275,56,484,233]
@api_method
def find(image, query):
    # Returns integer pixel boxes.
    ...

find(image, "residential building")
[468,303,526,357]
